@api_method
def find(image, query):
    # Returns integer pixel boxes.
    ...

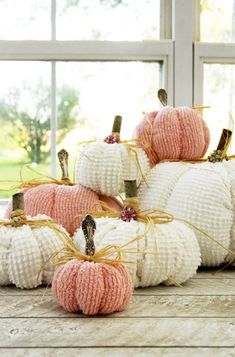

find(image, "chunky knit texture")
[0,214,65,289]
[52,259,133,315]
[138,161,235,266]
[134,107,210,166]
[5,185,123,235]
[74,217,201,288]
[76,141,150,196]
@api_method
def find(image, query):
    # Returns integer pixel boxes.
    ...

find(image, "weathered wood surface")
[1,277,235,296]
[0,348,234,357]
[0,269,234,355]
[0,295,234,318]
[0,317,235,347]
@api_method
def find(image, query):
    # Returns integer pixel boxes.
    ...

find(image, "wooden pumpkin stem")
[82,215,96,256]
[217,129,232,152]
[112,115,122,134]
[58,149,70,181]
[124,180,137,198]
[12,192,24,211]
[158,89,168,107]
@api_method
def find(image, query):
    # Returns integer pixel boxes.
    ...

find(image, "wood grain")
[1,277,235,297]
[0,348,234,357]
[0,317,235,347]
[0,295,235,318]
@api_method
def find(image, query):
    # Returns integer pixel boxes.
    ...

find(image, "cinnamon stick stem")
[12,192,24,211]
[112,115,122,134]
[124,180,137,198]
[57,149,69,179]
[217,129,232,151]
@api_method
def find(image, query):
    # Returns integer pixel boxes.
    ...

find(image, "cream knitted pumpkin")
[0,193,65,289]
[74,181,201,288]
[76,116,150,196]
[138,130,235,267]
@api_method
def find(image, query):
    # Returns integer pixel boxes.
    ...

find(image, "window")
[0,0,172,201]
[194,0,235,152]
[1,0,234,203]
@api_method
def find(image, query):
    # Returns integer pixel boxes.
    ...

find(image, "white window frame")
[0,0,175,178]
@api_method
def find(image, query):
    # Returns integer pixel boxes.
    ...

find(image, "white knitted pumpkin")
[76,115,150,196]
[74,217,201,288]
[0,195,65,289]
[138,160,235,267]
[74,180,201,288]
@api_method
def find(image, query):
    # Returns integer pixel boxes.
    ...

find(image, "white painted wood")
[0,348,234,357]
[0,295,234,318]
[194,42,235,105]
[0,40,173,61]
[172,0,193,106]
[160,0,172,40]
[50,61,57,177]
[0,317,235,347]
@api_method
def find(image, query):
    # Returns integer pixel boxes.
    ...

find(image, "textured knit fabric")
[5,185,123,236]
[73,217,201,288]
[0,214,65,289]
[52,259,133,315]
[76,141,150,196]
[138,161,235,267]
[134,107,210,166]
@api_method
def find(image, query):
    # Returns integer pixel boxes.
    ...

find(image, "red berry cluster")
[121,207,137,222]
[104,134,119,144]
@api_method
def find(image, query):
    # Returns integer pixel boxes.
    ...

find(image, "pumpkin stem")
[217,128,232,152]
[112,115,122,134]
[82,215,96,256]
[158,89,168,107]
[124,180,137,198]
[12,192,24,211]
[58,149,70,181]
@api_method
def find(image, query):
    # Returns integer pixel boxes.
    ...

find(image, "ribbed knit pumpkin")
[0,193,65,289]
[134,89,210,166]
[74,181,201,288]
[5,150,122,235]
[76,115,150,196]
[138,129,235,267]
[52,215,133,315]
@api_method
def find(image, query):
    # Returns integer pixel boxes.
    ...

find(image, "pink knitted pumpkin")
[134,89,210,166]
[5,150,122,235]
[52,215,133,315]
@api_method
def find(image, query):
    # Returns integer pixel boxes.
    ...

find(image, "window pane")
[0,0,50,40]
[56,61,162,175]
[200,0,235,42]
[57,0,160,40]
[203,63,235,152]
[0,62,51,199]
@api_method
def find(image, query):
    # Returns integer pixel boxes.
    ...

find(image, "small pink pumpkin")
[52,215,133,315]
[5,150,122,235]
[134,89,210,166]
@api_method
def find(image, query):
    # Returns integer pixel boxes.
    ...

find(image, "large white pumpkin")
[0,213,65,289]
[76,116,150,196]
[74,216,201,288]
[138,160,235,267]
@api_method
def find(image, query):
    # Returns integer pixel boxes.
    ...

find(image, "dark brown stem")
[12,193,24,211]
[112,115,122,134]
[158,89,168,107]
[57,149,69,180]
[82,215,96,256]
[124,180,137,198]
[216,129,232,152]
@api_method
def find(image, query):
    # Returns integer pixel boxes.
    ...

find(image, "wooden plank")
[0,347,234,357]
[1,277,235,296]
[0,317,235,347]
[0,295,235,318]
